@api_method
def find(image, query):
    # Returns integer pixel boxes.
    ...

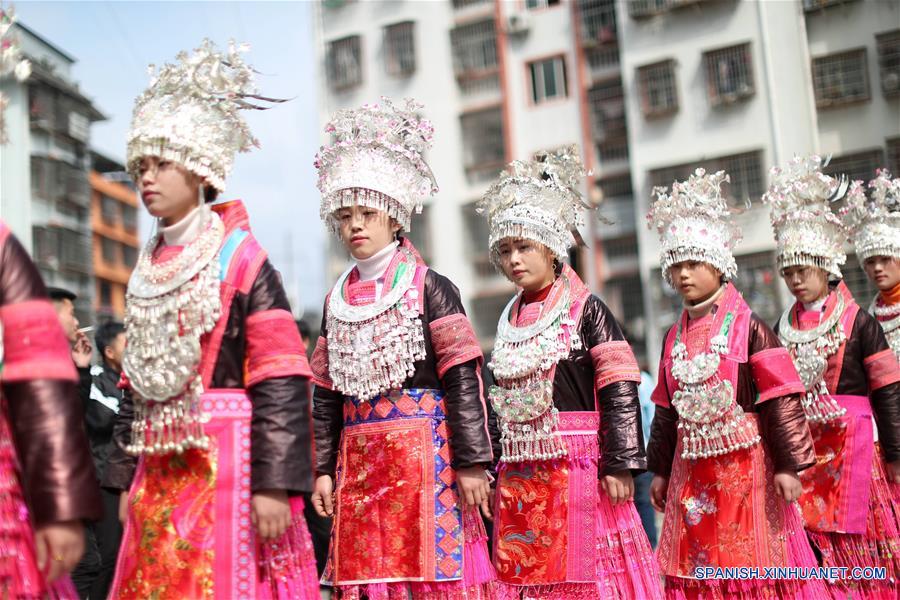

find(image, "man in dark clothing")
[83,321,126,598]
[48,287,98,598]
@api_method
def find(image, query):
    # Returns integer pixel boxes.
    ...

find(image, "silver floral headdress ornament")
[762,155,849,280]
[477,145,591,269]
[647,168,740,285]
[0,4,31,145]
[841,169,900,263]
[127,39,282,193]
[315,97,438,233]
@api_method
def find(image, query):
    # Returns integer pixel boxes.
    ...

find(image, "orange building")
[90,152,140,321]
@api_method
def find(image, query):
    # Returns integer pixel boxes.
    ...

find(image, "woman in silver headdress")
[309,97,499,600]
[765,157,900,599]
[478,146,662,599]
[102,40,319,599]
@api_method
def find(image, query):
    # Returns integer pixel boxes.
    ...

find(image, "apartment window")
[450,19,497,77]
[887,137,900,176]
[326,35,362,90]
[843,254,878,303]
[803,0,861,11]
[99,280,112,308]
[460,107,505,172]
[638,60,678,118]
[588,77,626,141]
[579,0,617,46]
[628,0,669,19]
[597,139,630,162]
[101,237,118,265]
[452,0,490,8]
[704,43,754,105]
[733,252,782,324]
[823,149,883,183]
[384,21,415,77]
[122,204,138,232]
[876,30,900,98]
[525,0,560,9]
[812,48,869,108]
[529,56,567,104]
[599,174,633,201]
[122,244,138,267]
[101,196,118,225]
[471,293,511,342]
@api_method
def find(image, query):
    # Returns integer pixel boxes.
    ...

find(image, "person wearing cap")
[478,146,662,598]
[646,168,824,598]
[102,39,318,598]
[309,98,497,598]
[0,221,101,597]
[765,156,900,598]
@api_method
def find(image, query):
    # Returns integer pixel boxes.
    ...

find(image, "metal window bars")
[638,60,678,118]
[812,48,870,108]
[704,43,755,106]
[384,21,416,77]
[326,35,362,90]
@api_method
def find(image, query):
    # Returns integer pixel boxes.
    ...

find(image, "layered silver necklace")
[123,210,224,455]
[489,275,579,463]
[325,247,426,400]
[669,309,760,460]
[872,297,900,360]
[778,291,847,423]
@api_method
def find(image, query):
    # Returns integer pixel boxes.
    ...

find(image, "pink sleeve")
[429,313,483,379]
[244,308,312,387]
[589,340,641,390]
[1,299,77,382]
[309,335,333,390]
[749,347,805,403]
[864,349,900,391]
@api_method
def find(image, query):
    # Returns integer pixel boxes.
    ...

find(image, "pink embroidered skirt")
[0,405,77,599]
[109,390,319,599]
[658,413,827,599]
[798,395,900,598]
[322,388,498,600]
[493,411,662,599]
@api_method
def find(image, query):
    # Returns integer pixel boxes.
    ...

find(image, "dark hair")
[296,319,311,342]
[47,286,77,302]
[95,321,125,361]
[204,185,219,204]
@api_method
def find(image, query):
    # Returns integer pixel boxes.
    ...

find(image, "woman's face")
[863,255,900,292]
[497,237,556,292]
[667,261,722,303]
[335,204,400,260]
[781,265,830,304]
[137,156,203,225]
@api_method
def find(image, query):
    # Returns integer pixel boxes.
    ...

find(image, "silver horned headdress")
[647,168,740,285]
[762,155,849,279]
[127,39,279,193]
[477,145,590,269]
[842,169,900,263]
[315,97,438,233]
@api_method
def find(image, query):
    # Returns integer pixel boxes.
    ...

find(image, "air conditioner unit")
[506,12,531,35]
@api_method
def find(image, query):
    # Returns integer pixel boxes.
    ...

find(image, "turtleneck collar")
[161,204,208,246]
[355,240,399,282]
[802,296,828,313]
[880,280,900,307]
[684,284,726,320]
[523,279,555,304]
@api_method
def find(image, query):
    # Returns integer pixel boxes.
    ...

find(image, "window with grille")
[101,196,118,225]
[650,151,764,203]
[101,237,118,265]
[460,107,505,172]
[384,21,415,77]
[628,0,670,19]
[122,204,138,232]
[452,0,490,8]
[99,280,112,308]
[450,19,497,77]
[122,244,138,267]
[822,149,883,184]
[704,43,754,106]
[733,252,782,324]
[876,30,900,98]
[812,48,870,108]
[326,35,362,90]
[579,0,617,46]
[588,77,626,142]
[638,60,678,118]
[803,0,861,11]
[529,56,568,104]
[887,137,900,176]
[843,254,879,304]
[597,139,630,162]
[526,0,560,8]
[471,292,512,342]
